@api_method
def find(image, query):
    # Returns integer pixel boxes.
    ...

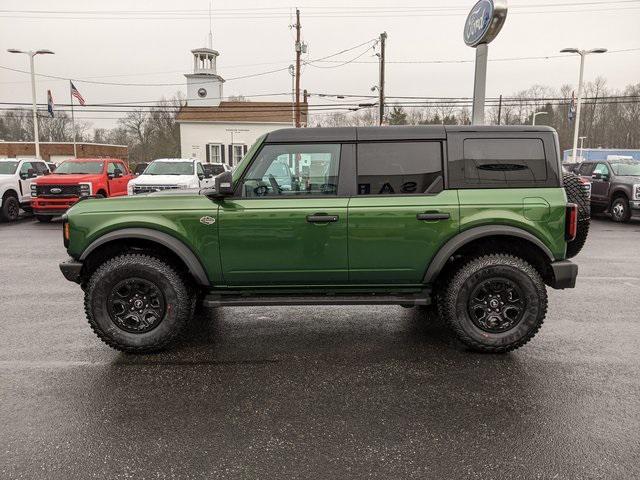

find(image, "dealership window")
[357,142,443,195]
[462,138,547,185]
[207,143,223,163]
[239,143,340,198]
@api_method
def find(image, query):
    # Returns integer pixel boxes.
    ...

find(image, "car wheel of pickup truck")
[0,194,20,222]
[563,172,590,258]
[441,254,547,353]
[84,253,194,353]
[610,196,631,223]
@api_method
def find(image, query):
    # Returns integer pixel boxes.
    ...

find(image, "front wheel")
[610,196,631,223]
[440,254,547,353]
[0,195,20,222]
[84,254,194,353]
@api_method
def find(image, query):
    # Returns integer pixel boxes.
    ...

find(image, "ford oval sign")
[464,0,508,47]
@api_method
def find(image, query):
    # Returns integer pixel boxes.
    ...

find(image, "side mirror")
[198,173,205,181]
[113,169,123,178]
[214,171,234,196]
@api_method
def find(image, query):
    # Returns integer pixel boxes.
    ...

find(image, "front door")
[348,141,459,284]
[218,142,348,285]
[18,161,36,203]
[590,162,611,205]
[107,161,129,196]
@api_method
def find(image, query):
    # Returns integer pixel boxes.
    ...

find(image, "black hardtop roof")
[265,125,556,143]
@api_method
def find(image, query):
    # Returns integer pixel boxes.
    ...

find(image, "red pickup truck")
[31,158,133,222]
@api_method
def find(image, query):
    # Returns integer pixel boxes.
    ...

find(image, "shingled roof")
[176,101,307,124]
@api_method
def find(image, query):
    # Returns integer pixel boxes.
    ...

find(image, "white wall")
[179,121,291,165]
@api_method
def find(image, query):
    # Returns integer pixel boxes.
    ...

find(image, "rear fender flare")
[79,228,210,286]
[423,225,555,283]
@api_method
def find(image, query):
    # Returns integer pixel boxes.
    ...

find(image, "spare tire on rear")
[563,172,590,258]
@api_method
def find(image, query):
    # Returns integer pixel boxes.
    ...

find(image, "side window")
[357,142,443,195]
[239,144,340,198]
[593,163,610,176]
[196,163,205,176]
[578,163,593,175]
[33,162,48,175]
[20,161,33,174]
[107,162,116,175]
[462,138,547,186]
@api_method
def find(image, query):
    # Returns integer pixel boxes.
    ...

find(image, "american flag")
[70,81,85,105]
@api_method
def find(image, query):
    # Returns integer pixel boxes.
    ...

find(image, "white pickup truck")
[127,158,215,195]
[0,158,51,222]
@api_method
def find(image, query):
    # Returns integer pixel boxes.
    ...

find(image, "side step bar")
[202,292,431,307]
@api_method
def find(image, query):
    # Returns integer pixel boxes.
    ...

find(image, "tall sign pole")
[464,0,508,125]
[378,32,387,126]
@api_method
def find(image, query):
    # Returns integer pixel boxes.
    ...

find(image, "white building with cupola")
[177,40,306,167]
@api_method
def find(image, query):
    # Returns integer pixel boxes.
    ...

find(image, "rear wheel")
[563,172,590,258]
[610,196,631,223]
[84,253,194,353]
[0,194,20,222]
[441,254,547,353]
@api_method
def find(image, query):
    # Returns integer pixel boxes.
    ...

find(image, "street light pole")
[532,111,548,126]
[560,47,607,162]
[7,49,55,159]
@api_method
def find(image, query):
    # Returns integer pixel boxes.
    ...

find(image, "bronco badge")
[200,216,216,225]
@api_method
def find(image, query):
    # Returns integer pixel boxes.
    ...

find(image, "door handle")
[417,212,450,221]
[306,213,339,223]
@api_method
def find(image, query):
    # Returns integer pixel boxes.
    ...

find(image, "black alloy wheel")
[468,278,525,333]
[107,278,165,333]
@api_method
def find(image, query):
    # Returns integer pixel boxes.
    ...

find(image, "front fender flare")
[423,225,555,284]
[79,227,210,286]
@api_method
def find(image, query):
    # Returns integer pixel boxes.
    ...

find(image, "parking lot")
[0,216,638,479]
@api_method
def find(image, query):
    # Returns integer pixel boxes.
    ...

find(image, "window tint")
[578,163,593,175]
[462,139,547,185]
[239,144,340,197]
[357,142,443,195]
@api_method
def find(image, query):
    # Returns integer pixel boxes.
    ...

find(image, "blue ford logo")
[464,0,493,47]
[50,188,62,194]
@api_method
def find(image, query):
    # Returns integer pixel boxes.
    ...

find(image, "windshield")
[0,161,19,175]
[143,162,194,176]
[610,161,640,176]
[56,161,104,174]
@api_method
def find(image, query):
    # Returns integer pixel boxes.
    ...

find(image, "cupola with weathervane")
[185,46,225,106]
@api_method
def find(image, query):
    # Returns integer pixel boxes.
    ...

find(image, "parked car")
[127,158,214,195]
[576,158,640,222]
[202,162,231,178]
[31,158,133,222]
[60,125,584,355]
[0,158,51,222]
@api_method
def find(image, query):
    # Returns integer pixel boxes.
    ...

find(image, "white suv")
[0,158,50,221]
[127,158,214,195]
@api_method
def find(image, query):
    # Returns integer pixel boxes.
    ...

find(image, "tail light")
[565,203,577,242]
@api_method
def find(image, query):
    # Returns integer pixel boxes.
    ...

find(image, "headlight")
[31,184,37,197]
[79,183,92,197]
[634,184,640,200]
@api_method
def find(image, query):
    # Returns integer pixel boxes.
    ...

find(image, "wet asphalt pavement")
[0,217,639,479]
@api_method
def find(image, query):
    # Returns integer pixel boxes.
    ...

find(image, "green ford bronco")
[60,125,585,354]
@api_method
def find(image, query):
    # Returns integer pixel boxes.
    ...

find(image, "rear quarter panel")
[458,188,567,260]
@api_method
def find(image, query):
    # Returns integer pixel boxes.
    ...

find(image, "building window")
[233,144,245,165]
[207,143,223,163]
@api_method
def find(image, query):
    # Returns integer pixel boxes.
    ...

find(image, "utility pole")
[378,32,387,126]
[294,8,302,128]
[497,94,502,125]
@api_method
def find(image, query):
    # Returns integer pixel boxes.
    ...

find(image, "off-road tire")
[563,172,590,258]
[441,254,547,353]
[0,194,20,222]
[36,215,52,223]
[84,253,194,353]
[610,196,631,223]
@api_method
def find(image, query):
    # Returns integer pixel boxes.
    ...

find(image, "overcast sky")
[1,0,639,129]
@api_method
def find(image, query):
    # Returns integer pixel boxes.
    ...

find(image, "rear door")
[218,142,349,285]
[347,141,459,284]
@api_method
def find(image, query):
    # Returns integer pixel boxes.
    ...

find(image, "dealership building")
[0,141,128,163]
[563,148,640,163]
